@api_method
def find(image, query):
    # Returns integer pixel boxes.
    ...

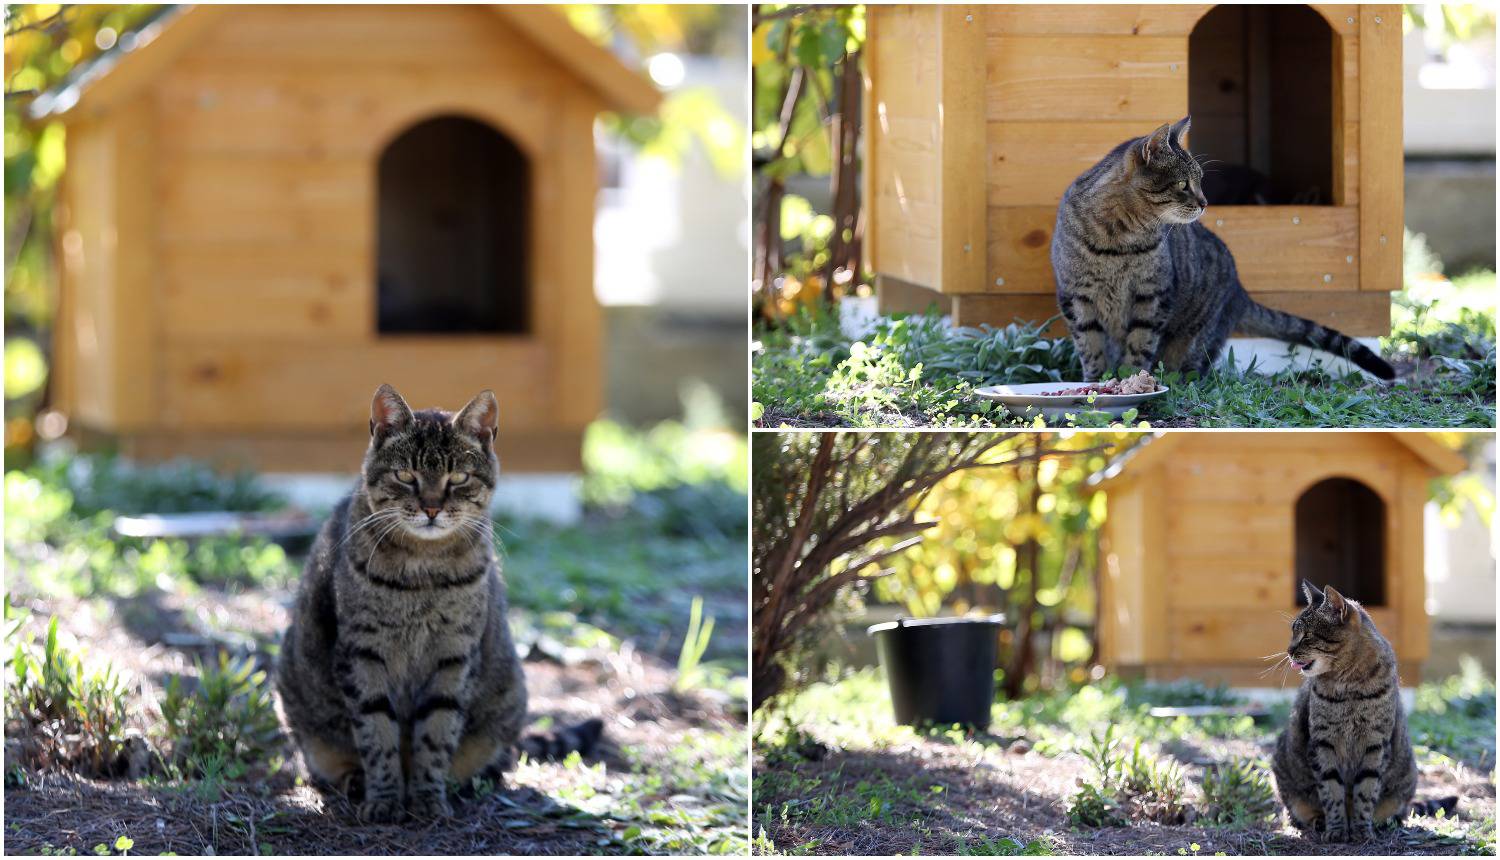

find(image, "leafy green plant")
[1121,739,1189,823]
[159,653,280,781]
[1198,757,1279,828]
[1067,780,1125,828]
[7,615,132,775]
[674,596,717,692]
[1068,726,1188,826]
[1128,679,1241,709]
[26,452,282,518]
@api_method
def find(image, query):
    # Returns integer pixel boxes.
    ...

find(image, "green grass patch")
[753,286,1496,428]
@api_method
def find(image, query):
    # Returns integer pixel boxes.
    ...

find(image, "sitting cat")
[275,384,601,823]
[1050,116,1395,382]
[1271,581,1455,842]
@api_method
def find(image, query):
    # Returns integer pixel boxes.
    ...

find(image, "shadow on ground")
[5,772,628,855]
[754,739,1492,856]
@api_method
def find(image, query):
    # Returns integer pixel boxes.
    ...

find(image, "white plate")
[973,381,1168,419]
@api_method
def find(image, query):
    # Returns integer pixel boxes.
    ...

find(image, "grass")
[5,423,749,855]
[752,271,1496,429]
[753,667,1496,855]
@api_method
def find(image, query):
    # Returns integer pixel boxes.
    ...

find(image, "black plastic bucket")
[867,615,1005,730]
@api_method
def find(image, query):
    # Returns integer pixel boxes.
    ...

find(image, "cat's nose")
[423,507,441,520]
[1195,194,1208,209]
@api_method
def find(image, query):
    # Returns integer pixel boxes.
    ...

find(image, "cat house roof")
[1087,431,1466,488]
[28,4,661,121]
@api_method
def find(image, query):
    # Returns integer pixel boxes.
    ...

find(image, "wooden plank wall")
[1357,5,1403,292]
[1154,433,1415,669]
[56,104,155,431]
[931,3,1387,329]
[982,5,1365,292]
[142,5,602,441]
[865,6,944,289]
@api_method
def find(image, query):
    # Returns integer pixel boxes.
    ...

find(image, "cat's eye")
[1175,180,1188,191]
[394,469,416,484]
[450,472,470,486]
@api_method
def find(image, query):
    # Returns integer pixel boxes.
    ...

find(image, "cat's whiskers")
[369,517,406,555]
[336,508,404,549]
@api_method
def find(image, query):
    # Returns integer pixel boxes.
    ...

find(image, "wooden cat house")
[864,4,1402,340]
[1087,432,1464,687]
[36,5,659,473]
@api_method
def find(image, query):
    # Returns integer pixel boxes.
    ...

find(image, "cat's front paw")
[408,791,453,820]
[1315,821,1348,843]
[1349,823,1376,843]
[358,795,405,824]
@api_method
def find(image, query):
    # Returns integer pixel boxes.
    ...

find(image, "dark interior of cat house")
[376,114,530,335]
[1188,4,1335,206]
[1294,477,1387,607]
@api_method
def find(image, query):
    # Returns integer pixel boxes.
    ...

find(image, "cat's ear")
[1323,585,1350,623]
[1169,116,1191,151]
[370,383,413,443]
[1140,122,1173,165]
[455,389,499,448]
[1301,579,1324,607]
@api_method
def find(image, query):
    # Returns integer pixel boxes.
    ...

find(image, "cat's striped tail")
[1238,300,1396,380]
[1409,796,1460,819]
[517,717,604,761]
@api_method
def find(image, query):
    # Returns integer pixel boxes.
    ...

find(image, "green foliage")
[1126,679,1240,709]
[952,835,1056,856]
[752,6,864,178]
[26,452,283,517]
[754,260,1497,428]
[1067,726,1187,826]
[1197,758,1279,828]
[581,418,747,541]
[6,452,296,598]
[1410,655,1497,767]
[159,653,280,786]
[674,595,718,691]
[7,612,132,775]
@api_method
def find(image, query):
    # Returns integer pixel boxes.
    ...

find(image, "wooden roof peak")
[1088,431,1468,488]
[30,4,660,121]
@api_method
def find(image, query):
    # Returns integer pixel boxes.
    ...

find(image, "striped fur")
[1051,117,1396,382]
[275,384,600,823]
[1271,582,1421,842]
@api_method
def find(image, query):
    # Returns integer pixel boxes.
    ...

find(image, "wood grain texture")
[986,35,1188,122]
[987,120,1162,207]
[1358,6,1402,291]
[867,5,943,288]
[111,96,158,430]
[1396,460,1430,660]
[115,427,585,474]
[1097,432,1436,679]
[983,5,1357,37]
[986,205,1360,294]
[159,339,555,433]
[160,245,373,340]
[939,6,989,294]
[984,5,1210,36]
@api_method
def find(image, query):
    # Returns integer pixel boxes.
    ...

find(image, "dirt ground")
[755,729,1494,856]
[5,588,746,855]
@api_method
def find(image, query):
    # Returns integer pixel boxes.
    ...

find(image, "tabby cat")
[1271,582,1454,842]
[276,384,601,823]
[1050,117,1395,382]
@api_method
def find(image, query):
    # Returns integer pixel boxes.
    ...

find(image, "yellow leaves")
[766,274,824,321]
[32,121,65,190]
[751,22,776,66]
[1004,512,1046,545]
